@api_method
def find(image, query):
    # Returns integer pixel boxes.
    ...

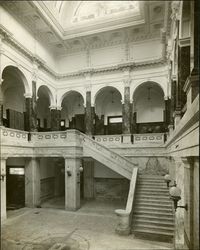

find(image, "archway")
[36,86,52,131]
[132,82,165,133]
[94,86,122,135]
[61,91,85,132]
[1,66,27,130]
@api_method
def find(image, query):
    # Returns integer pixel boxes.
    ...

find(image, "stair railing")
[115,167,138,235]
[78,131,138,179]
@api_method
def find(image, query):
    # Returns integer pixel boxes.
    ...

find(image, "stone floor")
[1,200,174,250]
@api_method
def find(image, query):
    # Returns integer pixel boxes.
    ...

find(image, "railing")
[133,133,164,145]
[79,131,138,179]
[0,127,29,145]
[115,167,138,235]
[94,134,122,145]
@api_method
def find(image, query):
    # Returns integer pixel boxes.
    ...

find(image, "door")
[6,166,25,209]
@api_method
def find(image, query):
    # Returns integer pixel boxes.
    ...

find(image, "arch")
[94,86,122,105]
[132,81,165,125]
[37,85,55,107]
[2,65,30,95]
[132,81,165,100]
[59,90,85,107]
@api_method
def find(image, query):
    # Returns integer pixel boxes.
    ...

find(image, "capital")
[49,105,57,110]
[24,93,32,98]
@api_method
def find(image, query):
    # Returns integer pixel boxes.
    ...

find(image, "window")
[108,117,122,123]
[9,168,24,175]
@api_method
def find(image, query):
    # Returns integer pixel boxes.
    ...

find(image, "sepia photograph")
[0,1,199,249]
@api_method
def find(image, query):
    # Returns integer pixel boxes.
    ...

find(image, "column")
[1,157,7,222]
[50,108,61,131]
[25,157,41,208]
[182,157,194,250]
[164,98,171,131]
[0,79,3,126]
[131,100,137,134]
[83,158,94,199]
[122,80,131,134]
[24,83,37,132]
[169,80,176,133]
[65,157,81,211]
[85,91,94,135]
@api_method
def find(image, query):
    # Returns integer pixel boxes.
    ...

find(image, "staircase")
[132,175,174,243]
[81,132,137,180]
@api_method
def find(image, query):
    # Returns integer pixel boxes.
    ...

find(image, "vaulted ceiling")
[1,1,171,56]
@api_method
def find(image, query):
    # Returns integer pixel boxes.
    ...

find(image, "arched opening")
[94,86,122,135]
[1,66,26,130]
[37,86,51,131]
[133,82,165,133]
[61,91,85,132]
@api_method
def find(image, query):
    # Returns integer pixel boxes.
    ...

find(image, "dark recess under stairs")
[132,174,174,243]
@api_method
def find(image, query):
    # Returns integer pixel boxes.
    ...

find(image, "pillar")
[122,79,131,134]
[1,157,7,222]
[0,80,3,126]
[25,157,41,207]
[182,157,194,250]
[65,157,81,211]
[164,98,171,131]
[50,108,61,131]
[83,158,94,199]
[25,93,37,132]
[131,100,137,133]
[85,91,94,135]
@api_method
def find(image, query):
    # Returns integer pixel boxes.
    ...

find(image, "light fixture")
[0,173,6,181]
[169,185,188,211]
[79,166,83,172]
[111,91,114,103]
[147,86,152,100]
[164,174,171,187]
[78,96,81,107]
[66,166,71,177]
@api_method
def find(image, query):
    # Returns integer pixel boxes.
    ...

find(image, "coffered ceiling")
[0,1,171,56]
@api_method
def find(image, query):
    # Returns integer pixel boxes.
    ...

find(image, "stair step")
[139,177,165,181]
[133,224,174,234]
[137,183,167,187]
[133,218,174,227]
[132,227,174,243]
[134,210,173,217]
[134,206,172,213]
[137,188,169,193]
[136,194,171,200]
[135,198,172,204]
[134,214,174,222]
[135,202,172,208]
[137,192,169,197]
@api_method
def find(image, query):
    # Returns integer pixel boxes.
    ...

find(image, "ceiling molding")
[0,24,167,81]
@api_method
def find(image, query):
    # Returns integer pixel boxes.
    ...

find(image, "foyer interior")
[0,1,199,250]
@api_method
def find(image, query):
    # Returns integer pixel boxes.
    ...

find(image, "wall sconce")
[169,185,188,211]
[164,174,171,187]
[66,167,71,177]
[79,166,83,172]
[0,173,6,181]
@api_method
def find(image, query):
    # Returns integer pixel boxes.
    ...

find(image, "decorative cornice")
[0,24,167,81]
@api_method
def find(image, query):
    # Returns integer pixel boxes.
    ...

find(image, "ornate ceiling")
[0,1,171,56]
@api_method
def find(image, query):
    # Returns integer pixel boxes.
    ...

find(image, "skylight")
[72,1,140,24]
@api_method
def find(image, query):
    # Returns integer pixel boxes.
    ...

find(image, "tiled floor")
[1,201,174,250]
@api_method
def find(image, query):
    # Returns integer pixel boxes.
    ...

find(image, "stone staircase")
[132,175,174,243]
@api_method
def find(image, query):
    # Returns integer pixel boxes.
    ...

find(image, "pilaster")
[83,158,94,199]
[64,157,82,211]
[1,157,7,222]
[25,157,41,208]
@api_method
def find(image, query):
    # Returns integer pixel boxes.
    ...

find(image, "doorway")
[6,166,25,210]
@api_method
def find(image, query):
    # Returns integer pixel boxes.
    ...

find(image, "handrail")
[115,167,138,235]
[79,131,138,168]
